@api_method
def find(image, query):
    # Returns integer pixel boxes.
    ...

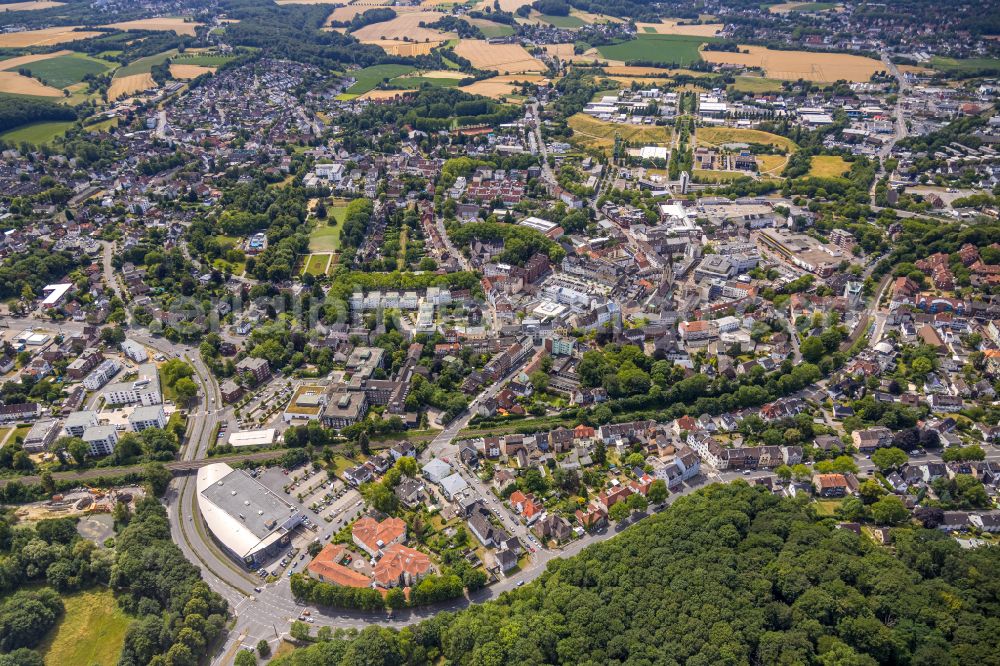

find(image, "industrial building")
[196,463,304,567]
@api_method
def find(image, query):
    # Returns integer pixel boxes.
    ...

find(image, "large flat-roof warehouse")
[196,462,304,567]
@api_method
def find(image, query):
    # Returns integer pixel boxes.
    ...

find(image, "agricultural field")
[391,75,461,88]
[635,19,723,37]
[309,223,343,253]
[17,53,114,89]
[351,11,453,44]
[107,73,155,99]
[701,45,883,82]
[730,75,785,93]
[346,63,416,94]
[38,588,130,666]
[103,18,202,36]
[568,113,671,155]
[543,43,575,58]
[0,70,62,96]
[928,56,1000,75]
[534,12,585,29]
[460,74,543,99]
[0,0,63,9]
[0,120,74,144]
[697,127,797,152]
[767,1,838,13]
[477,0,531,10]
[368,40,439,57]
[170,53,236,67]
[169,64,215,79]
[808,155,850,177]
[454,39,545,73]
[358,88,416,100]
[116,49,177,76]
[596,34,716,67]
[0,26,102,48]
[467,18,514,38]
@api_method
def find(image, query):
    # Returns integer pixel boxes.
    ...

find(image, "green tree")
[871,447,908,472]
[256,639,271,657]
[290,620,311,641]
[870,495,909,525]
[234,649,256,666]
[608,501,630,522]
[627,493,648,514]
[647,479,668,504]
[173,377,199,405]
[801,336,825,363]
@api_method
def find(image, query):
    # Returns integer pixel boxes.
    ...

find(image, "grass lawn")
[697,126,798,152]
[302,253,332,276]
[783,2,838,12]
[730,75,785,93]
[597,34,718,67]
[38,588,130,666]
[929,55,1000,75]
[16,53,114,89]
[757,153,789,175]
[346,64,416,95]
[808,155,849,178]
[85,117,119,132]
[330,455,356,476]
[567,113,671,155]
[0,120,73,145]
[309,224,342,253]
[391,75,462,88]
[329,202,349,224]
[693,169,747,183]
[117,49,177,76]
[537,13,585,28]
[814,499,842,516]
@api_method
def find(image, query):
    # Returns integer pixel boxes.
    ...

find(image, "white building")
[103,363,162,406]
[83,358,122,390]
[129,405,167,432]
[83,424,119,457]
[64,410,99,438]
[120,339,149,363]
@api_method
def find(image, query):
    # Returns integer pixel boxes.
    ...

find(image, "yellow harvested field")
[697,126,797,152]
[636,19,723,36]
[769,1,839,13]
[352,11,451,42]
[419,69,467,78]
[275,0,344,3]
[0,70,63,96]
[0,49,71,70]
[544,43,575,57]
[0,26,101,47]
[374,40,438,56]
[169,64,216,79]
[359,88,416,100]
[421,0,458,4]
[108,72,155,99]
[0,0,63,9]
[571,10,623,24]
[461,73,545,99]
[326,2,418,23]
[477,0,531,10]
[455,39,545,73]
[568,113,671,155]
[104,18,202,35]
[700,45,883,82]
[898,64,933,75]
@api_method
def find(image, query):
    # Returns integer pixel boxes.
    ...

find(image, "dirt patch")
[455,39,545,73]
[636,19,723,36]
[108,72,155,99]
[169,63,216,79]
[477,0,531,10]
[700,45,883,82]
[0,0,64,10]
[358,88,417,100]
[0,49,71,71]
[0,70,64,96]
[104,18,202,35]
[0,26,101,48]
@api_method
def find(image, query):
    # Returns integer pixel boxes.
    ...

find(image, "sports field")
[808,155,849,177]
[346,63,416,94]
[38,588,130,666]
[568,113,671,155]
[701,45,883,82]
[0,120,74,144]
[596,34,716,67]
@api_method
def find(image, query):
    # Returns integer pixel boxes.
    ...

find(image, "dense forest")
[272,483,1000,665]
[0,97,77,134]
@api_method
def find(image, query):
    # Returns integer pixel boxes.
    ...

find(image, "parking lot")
[256,464,366,543]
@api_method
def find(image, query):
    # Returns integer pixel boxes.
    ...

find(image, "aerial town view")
[1,0,1000,664]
